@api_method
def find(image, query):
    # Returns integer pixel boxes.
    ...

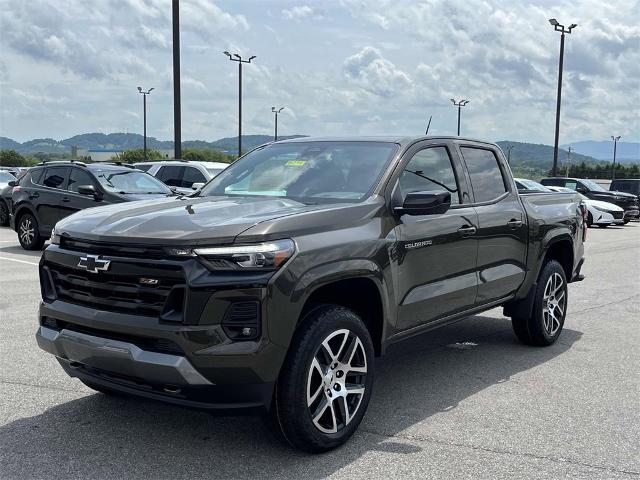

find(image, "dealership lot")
[0,225,638,479]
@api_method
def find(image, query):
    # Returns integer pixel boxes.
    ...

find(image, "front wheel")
[596,224,609,228]
[18,213,45,250]
[623,219,630,225]
[512,260,567,346]
[272,305,375,453]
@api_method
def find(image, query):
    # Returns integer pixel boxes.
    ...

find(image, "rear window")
[135,164,153,172]
[460,147,507,203]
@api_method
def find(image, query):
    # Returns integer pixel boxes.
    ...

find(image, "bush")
[111,149,165,163]
[0,150,33,167]
[182,149,235,163]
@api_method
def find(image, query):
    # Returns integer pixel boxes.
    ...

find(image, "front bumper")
[624,209,639,220]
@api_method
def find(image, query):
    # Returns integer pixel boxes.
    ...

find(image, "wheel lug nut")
[334,384,341,391]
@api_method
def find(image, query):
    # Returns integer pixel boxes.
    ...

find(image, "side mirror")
[191,182,205,190]
[77,185,102,200]
[8,180,17,187]
[395,191,451,216]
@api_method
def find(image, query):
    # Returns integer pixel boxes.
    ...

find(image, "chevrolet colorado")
[36,137,586,452]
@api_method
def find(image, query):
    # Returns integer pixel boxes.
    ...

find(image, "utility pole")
[565,146,572,177]
[137,87,154,159]
[450,99,469,136]
[549,18,577,177]
[223,52,256,157]
[611,135,621,180]
[507,145,514,164]
[271,107,284,141]
[172,0,182,159]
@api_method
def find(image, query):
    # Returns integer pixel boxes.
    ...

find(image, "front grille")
[41,317,184,355]
[60,237,167,259]
[45,261,185,317]
[612,211,624,220]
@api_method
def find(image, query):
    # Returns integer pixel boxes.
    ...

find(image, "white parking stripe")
[0,255,39,266]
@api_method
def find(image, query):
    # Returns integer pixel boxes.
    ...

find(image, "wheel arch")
[13,203,37,233]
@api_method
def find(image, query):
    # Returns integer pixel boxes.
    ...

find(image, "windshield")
[580,179,607,192]
[201,141,398,203]
[94,170,171,194]
[518,179,550,191]
[0,171,16,183]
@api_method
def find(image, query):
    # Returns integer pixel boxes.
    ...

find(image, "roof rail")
[35,159,87,167]
[99,161,136,169]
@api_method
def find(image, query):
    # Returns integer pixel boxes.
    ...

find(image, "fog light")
[241,327,255,337]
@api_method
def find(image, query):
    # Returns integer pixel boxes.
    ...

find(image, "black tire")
[596,224,609,228]
[586,212,593,227]
[80,379,123,396]
[623,219,630,225]
[512,260,567,346]
[271,305,375,453]
[0,200,8,227]
[17,212,45,250]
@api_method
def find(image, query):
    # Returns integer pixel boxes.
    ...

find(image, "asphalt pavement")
[0,224,638,479]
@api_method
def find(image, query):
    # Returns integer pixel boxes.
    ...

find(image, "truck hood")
[54,195,376,245]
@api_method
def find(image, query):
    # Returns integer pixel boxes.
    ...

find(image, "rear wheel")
[272,305,375,453]
[17,213,45,250]
[512,260,567,346]
[0,200,8,226]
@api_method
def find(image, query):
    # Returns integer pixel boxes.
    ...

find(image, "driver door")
[393,144,479,331]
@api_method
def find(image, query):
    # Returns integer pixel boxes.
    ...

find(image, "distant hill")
[496,141,599,168]
[1,133,307,155]
[561,140,640,163]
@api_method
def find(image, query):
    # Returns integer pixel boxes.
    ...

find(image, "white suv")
[134,160,228,194]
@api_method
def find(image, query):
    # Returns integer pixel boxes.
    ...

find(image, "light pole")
[549,18,577,177]
[172,0,182,159]
[223,52,256,157]
[611,135,621,180]
[271,107,284,141]
[137,87,154,159]
[450,99,469,136]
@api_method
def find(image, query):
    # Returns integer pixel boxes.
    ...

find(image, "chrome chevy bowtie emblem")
[77,254,111,273]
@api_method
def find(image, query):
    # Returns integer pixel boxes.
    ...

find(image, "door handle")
[507,219,523,229]
[61,197,70,203]
[457,226,477,236]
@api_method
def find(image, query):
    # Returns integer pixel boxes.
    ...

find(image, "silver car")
[134,160,229,194]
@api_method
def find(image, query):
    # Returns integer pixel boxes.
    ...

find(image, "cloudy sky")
[0,0,638,144]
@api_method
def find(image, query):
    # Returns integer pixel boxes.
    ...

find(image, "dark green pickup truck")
[36,136,586,452]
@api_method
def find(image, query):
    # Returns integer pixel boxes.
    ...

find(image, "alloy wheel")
[19,217,35,246]
[306,328,367,434]
[542,272,565,336]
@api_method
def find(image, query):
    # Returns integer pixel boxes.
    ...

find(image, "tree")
[111,149,164,163]
[0,150,32,167]
[182,149,234,163]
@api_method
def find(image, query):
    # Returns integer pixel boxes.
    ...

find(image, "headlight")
[50,226,61,245]
[592,205,616,214]
[194,239,296,270]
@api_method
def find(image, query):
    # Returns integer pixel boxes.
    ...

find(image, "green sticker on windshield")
[285,160,306,166]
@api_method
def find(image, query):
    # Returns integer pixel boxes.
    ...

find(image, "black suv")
[11,161,173,250]
[610,179,640,198]
[541,177,640,223]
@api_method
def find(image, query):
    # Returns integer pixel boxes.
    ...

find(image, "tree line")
[558,161,640,179]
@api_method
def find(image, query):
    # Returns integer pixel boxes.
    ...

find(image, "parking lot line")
[0,255,39,266]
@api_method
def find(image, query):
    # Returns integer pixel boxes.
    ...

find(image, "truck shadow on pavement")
[1,315,581,479]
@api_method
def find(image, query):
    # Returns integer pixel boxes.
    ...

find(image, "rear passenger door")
[38,167,70,231]
[393,144,479,330]
[459,146,527,305]
[181,166,207,190]
[156,165,189,193]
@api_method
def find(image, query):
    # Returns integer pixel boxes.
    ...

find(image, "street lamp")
[611,135,621,180]
[549,18,577,177]
[271,107,284,141]
[450,99,469,136]
[223,51,256,157]
[137,87,154,160]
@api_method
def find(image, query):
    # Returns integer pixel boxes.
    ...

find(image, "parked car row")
[514,177,640,227]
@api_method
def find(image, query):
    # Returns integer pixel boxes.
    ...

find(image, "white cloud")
[343,47,412,98]
[282,5,317,20]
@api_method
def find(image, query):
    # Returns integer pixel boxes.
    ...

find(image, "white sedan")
[546,186,624,227]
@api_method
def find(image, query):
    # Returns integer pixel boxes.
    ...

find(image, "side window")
[460,147,507,203]
[42,168,68,189]
[136,164,152,172]
[181,167,206,188]
[157,166,184,187]
[67,168,94,193]
[565,181,577,191]
[399,147,460,204]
